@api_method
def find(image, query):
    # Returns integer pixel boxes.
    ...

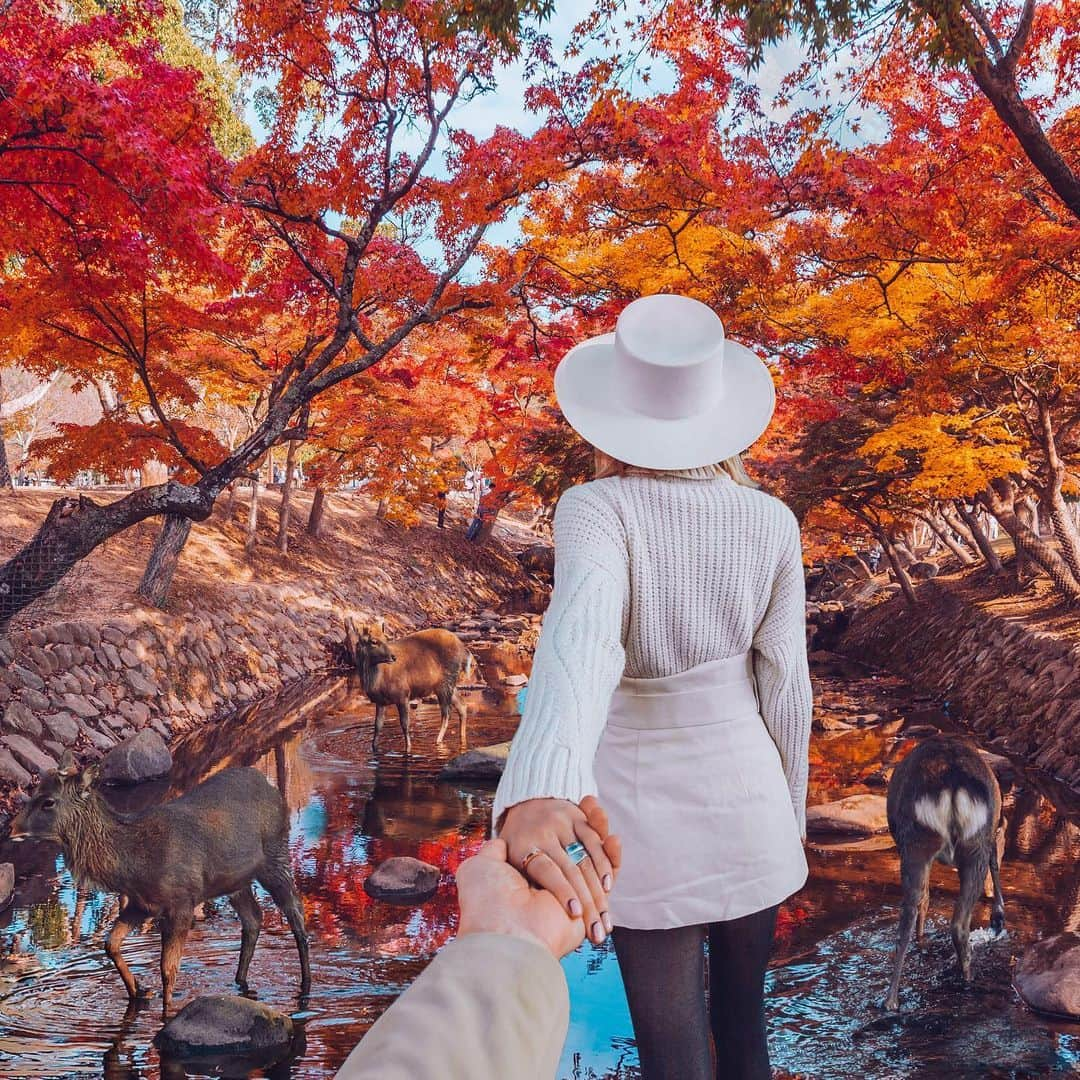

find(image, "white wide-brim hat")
[554,294,775,470]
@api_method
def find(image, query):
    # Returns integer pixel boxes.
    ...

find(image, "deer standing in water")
[884,736,1006,1010]
[345,618,472,753]
[10,754,310,1017]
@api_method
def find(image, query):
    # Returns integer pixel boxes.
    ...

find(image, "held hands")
[498,795,620,946]
[456,796,620,957]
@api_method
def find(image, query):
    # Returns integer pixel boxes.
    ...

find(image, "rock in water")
[155,994,294,1057]
[0,863,13,908]
[1014,933,1080,1020]
[364,856,440,904]
[805,794,890,836]
[100,729,173,785]
[440,741,511,782]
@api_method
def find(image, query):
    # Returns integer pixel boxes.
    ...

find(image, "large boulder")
[364,856,440,904]
[440,741,511,782]
[155,994,294,1058]
[1014,933,1080,1020]
[100,729,173,785]
[909,561,940,580]
[0,863,13,908]
[806,794,890,837]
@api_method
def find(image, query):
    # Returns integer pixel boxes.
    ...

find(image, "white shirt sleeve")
[492,485,628,831]
[752,507,813,838]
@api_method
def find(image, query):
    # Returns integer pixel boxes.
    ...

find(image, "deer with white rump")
[345,618,472,753]
[884,735,1006,1010]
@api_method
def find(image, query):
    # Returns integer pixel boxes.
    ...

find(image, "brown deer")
[10,754,310,1017]
[884,736,1005,1010]
[345,618,472,753]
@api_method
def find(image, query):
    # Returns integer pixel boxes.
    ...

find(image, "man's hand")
[457,838,586,959]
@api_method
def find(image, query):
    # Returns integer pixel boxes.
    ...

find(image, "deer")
[9,753,310,1018]
[344,618,472,754]
[883,735,1006,1010]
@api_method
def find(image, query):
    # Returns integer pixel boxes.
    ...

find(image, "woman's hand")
[500,795,619,945]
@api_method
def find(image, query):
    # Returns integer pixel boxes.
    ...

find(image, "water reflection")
[0,666,1077,1078]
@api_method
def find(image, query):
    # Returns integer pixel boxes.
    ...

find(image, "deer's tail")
[463,650,476,682]
[913,786,991,843]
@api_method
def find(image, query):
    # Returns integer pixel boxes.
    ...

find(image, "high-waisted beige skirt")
[594,650,808,930]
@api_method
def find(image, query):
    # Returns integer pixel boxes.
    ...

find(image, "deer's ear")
[56,751,78,778]
[78,763,100,791]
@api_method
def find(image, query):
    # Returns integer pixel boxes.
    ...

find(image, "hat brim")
[553,333,776,470]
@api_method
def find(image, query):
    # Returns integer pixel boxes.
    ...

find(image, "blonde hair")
[592,448,759,488]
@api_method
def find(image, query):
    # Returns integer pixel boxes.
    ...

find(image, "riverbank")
[842,568,1080,791]
[0,489,536,810]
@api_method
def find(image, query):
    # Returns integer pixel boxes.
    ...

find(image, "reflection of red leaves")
[775,901,810,942]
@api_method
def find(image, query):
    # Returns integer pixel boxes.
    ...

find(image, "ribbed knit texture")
[492,468,813,837]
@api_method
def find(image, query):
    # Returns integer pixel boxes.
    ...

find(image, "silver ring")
[564,841,588,865]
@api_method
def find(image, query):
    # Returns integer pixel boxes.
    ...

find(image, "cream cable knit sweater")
[492,466,813,837]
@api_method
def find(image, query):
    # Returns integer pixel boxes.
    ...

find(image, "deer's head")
[9,752,100,843]
[345,617,396,665]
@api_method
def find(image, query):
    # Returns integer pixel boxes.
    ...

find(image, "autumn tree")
[0,0,605,620]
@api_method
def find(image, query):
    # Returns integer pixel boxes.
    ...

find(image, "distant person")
[868,542,883,573]
[494,295,811,1080]
[335,797,619,1080]
[436,488,448,529]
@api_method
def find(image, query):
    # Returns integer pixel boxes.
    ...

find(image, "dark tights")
[612,905,778,1080]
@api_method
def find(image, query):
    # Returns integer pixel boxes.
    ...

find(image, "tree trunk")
[307,486,328,537]
[142,459,169,487]
[0,434,13,492]
[1014,496,1039,584]
[0,482,213,626]
[956,501,1004,574]
[245,472,262,554]
[1030,401,1080,585]
[892,536,917,568]
[136,514,194,608]
[276,438,300,554]
[980,481,1080,602]
[876,529,918,607]
[918,511,975,566]
[964,48,1080,223]
[376,498,389,520]
[941,503,977,550]
[1046,488,1080,586]
[224,480,240,522]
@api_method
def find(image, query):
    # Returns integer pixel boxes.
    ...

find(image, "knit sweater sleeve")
[751,507,813,839]
[492,485,628,832]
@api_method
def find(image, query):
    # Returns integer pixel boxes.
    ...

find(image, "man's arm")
[335,932,568,1080]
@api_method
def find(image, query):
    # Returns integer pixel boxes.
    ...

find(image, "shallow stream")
[1,658,1078,1079]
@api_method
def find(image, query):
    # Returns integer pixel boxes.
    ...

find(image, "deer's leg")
[228,885,263,990]
[952,845,989,984]
[915,875,931,944]
[988,823,1006,936]
[105,904,148,1001]
[453,691,468,747]
[885,844,934,1010]
[372,704,385,751]
[396,701,412,755]
[258,857,311,997]
[159,905,193,1019]
[435,687,452,745]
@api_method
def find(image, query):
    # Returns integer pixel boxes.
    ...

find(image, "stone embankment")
[0,583,359,799]
[842,579,1080,791]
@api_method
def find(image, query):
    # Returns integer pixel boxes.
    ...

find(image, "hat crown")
[613,295,725,420]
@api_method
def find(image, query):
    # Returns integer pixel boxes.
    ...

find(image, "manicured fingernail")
[602,912,613,934]
[568,898,582,917]
[602,874,613,892]
[591,921,604,942]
